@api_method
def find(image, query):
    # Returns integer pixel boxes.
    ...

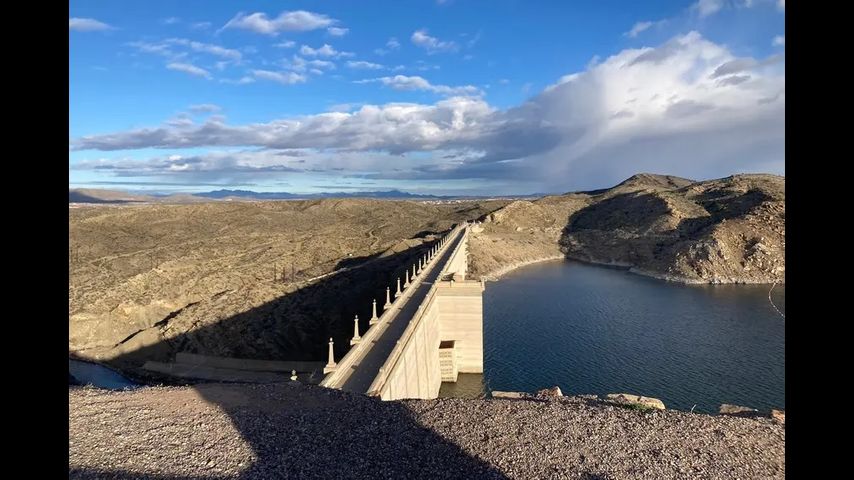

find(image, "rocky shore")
[70,382,784,479]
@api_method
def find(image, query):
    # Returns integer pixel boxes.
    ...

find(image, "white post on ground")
[384,287,392,310]
[395,277,402,298]
[323,338,337,373]
[370,299,379,325]
[403,269,410,289]
[350,315,361,345]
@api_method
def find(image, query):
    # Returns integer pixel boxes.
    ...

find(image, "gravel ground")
[69,383,784,479]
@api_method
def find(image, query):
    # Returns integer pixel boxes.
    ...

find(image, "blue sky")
[70,0,785,195]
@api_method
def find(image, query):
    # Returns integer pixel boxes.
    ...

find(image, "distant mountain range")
[69,188,545,204]
[192,189,447,200]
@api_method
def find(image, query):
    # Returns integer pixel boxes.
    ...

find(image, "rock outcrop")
[606,393,666,410]
[719,404,762,418]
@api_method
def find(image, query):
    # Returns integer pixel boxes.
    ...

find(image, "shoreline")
[477,252,785,286]
[478,254,565,280]
[563,253,786,285]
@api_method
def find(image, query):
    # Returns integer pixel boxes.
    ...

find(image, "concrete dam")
[320,223,484,400]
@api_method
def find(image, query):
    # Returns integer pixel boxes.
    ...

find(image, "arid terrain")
[69,383,784,479]
[70,199,508,377]
[70,173,784,378]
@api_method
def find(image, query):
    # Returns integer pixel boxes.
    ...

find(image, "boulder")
[719,404,760,417]
[770,409,785,424]
[606,393,665,410]
[536,386,563,397]
[491,391,529,400]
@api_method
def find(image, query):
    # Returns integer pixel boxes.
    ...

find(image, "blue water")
[69,359,139,390]
[440,260,785,414]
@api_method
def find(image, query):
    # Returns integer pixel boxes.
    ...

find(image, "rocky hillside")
[69,199,507,376]
[468,173,784,284]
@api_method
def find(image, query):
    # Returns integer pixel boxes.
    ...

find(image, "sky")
[69,0,785,195]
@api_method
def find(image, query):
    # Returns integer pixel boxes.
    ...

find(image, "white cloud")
[251,69,307,85]
[73,32,784,190]
[161,17,180,25]
[625,21,653,38]
[189,104,222,114]
[167,38,242,61]
[327,103,363,113]
[411,29,458,53]
[222,10,335,35]
[190,22,212,30]
[69,17,113,32]
[375,37,401,56]
[129,38,242,65]
[220,76,256,85]
[777,0,785,11]
[327,27,349,37]
[286,56,336,73]
[773,35,785,46]
[299,44,354,58]
[347,61,384,70]
[167,62,211,79]
[274,40,296,48]
[355,75,480,96]
[693,0,724,17]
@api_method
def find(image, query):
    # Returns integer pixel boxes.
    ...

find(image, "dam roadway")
[338,225,466,393]
[320,221,484,400]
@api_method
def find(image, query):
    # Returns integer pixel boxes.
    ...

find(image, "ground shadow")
[70,226,510,479]
[97,231,447,379]
[70,382,508,479]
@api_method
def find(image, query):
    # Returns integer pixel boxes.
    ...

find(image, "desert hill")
[468,173,784,284]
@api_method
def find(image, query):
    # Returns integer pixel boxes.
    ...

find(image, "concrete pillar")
[323,338,336,373]
[350,315,361,345]
[412,264,417,281]
[417,258,423,274]
[384,287,392,310]
[370,299,379,325]
[395,277,402,298]
[403,269,410,289]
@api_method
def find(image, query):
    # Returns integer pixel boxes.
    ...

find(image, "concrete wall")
[378,293,442,400]
[436,280,484,373]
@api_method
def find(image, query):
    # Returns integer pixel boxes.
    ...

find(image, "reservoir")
[70,359,139,390]
[440,260,785,414]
